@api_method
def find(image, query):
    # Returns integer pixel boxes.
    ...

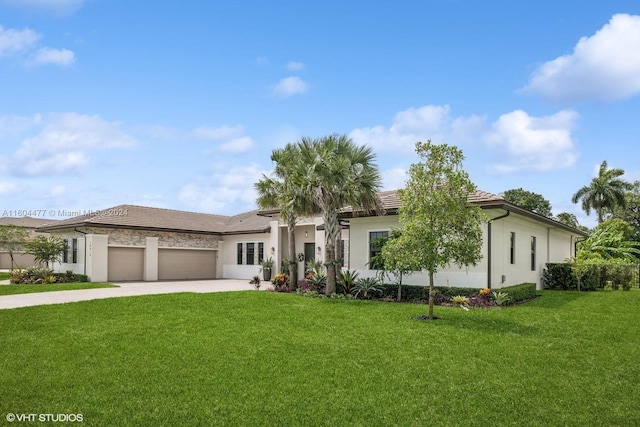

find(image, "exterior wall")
[346,210,580,290]
[50,230,87,275]
[221,232,270,280]
[278,218,325,280]
[0,252,37,269]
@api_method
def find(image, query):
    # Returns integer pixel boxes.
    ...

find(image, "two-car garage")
[107,247,217,282]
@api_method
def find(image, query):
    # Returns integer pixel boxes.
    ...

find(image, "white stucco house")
[36,189,587,289]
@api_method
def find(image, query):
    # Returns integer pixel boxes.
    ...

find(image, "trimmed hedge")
[379,282,536,305]
[500,283,537,303]
[543,262,638,291]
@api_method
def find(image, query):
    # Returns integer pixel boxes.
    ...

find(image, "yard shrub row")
[500,283,537,303]
[543,262,638,291]
[10,267,88,284]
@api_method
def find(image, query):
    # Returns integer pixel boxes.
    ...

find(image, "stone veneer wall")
[77,227,220,249]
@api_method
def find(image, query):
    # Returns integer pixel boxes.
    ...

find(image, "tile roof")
[342,189,504,214]
[0,216,59,228]
[37,204,270,234]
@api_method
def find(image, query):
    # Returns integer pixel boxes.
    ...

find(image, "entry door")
[304,242,315,263]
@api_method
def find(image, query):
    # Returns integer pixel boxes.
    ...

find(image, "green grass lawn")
[0,272,9,281]
[0,282,117,296]
[1,290,639,426]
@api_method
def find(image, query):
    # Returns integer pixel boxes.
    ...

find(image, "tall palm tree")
[255,143,315,290]
[295,134,383,294]
[572,161,632,224]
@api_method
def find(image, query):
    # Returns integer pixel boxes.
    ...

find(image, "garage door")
[108,247,144,281]
[0,252,37,269]
[158,249,216,280]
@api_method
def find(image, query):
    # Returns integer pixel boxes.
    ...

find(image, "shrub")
[337,270,359,295]
[574,264,601,291]
[270,273,290,292]
[249,275,261,290]
[491,291,510,307]
[500,283,537,304]
[379,284,426,301]
[352,277,383,299]
[307,273,327,294]
[543,263,579,290]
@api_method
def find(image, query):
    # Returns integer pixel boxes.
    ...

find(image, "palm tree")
[555,212,579,228]
[255,143,315,290]
[295,134,383,294]
[572,161,632,224]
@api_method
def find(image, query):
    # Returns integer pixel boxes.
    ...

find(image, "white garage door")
[108,247,144,281]
[158,249,216,280]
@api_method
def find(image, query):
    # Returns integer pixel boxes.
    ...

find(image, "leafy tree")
[24,235,67,268]
[391,141,485,320]
[371,230,414,301]
[0,225,30,269]
[611,180,640,241]
[502,188,553,217]
[572,161,632,224]
[296,134,382,295]
[576,218,640,262]
[555,212,580,228]
[255,143,316,290]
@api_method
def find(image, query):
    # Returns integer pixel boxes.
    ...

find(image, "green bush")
[379,284,426,301]
[543,263,578,290]
[575,264,601,291]
[499,283,537,304]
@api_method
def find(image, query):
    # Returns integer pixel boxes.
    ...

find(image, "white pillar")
[144,237,158,281]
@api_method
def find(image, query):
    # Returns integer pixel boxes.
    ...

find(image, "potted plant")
[260,257,274,281]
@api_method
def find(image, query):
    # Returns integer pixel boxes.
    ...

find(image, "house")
[340,190,588,289]
[0,216,58,269]
[36,189,587,289]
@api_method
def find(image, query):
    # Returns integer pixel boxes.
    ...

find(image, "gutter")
[487,210,510,289]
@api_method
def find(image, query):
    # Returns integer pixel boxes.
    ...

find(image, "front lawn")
[0,272,9,281]
[0,282,117,296]
[0,290,638,426]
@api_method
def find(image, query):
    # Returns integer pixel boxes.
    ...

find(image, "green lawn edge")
[0,282,117,296]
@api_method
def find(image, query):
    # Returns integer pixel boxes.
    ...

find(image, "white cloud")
[350,105,486,153]
[0,114,42,137]
[272,76,309,97]
[0,0,85,14]
[0,181,20,196]
[179,164,269,214]
[381,167,408,190]
[286,61,304,71]
[193,125,244,140]
[484,110,580,173]
[28,47,75,67]
[522,14,640,103]
[192,124,254,153]
[11,113,137,176]
[0,25,40,56]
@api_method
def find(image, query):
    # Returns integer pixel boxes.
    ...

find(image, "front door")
[304,242,315,264]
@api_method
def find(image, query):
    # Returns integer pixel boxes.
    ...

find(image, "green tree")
[576,218,640,262]
[391,141,485,320]
[555,212,580,228]
[24,235,67,269]
[296,134,382,295]
[0,225,30,269]
[572,161,632,224]
[502,188,553,217]
[377,230,415,301]
[611,180,640,241]
[255,143,315,290]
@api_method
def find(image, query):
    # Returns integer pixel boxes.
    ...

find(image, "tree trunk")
[287,217,297,290]
[324,212,340,295]
[397,271,403,302]
[428,270,435,320]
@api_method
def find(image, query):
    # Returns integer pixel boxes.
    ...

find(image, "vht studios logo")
[6,413,83,422]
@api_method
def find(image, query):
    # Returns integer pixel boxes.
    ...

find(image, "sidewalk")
[0,279,258,310]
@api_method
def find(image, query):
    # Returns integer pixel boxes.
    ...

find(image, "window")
[369,231,388,269]
[72,238,78,264]
[246,243,255,265]
[63,239,69,263]
[258,242,264,263]
[510,232,516,265]
[530,236,536,271]
[237,243,243,265]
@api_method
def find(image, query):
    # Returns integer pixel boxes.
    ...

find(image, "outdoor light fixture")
[270,247,275,254]
[317,246,322,252]
[305,230,308,238]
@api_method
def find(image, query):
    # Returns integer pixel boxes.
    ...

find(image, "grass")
[0,272,9,281]
[0,282,117,296]
[1,290,639,426]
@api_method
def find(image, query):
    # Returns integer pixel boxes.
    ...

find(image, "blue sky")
[1,0,639,228]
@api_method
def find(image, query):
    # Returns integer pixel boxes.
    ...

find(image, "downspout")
[74,228,87,276]
[487,210,510,289]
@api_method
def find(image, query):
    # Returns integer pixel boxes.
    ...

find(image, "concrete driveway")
[0,279,259,310]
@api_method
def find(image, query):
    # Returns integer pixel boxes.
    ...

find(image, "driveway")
[0,279,259,310]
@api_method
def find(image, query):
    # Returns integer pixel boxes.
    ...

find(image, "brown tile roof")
[0,216,59,228]
[342,189,504,214]
[37,204,270,234]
